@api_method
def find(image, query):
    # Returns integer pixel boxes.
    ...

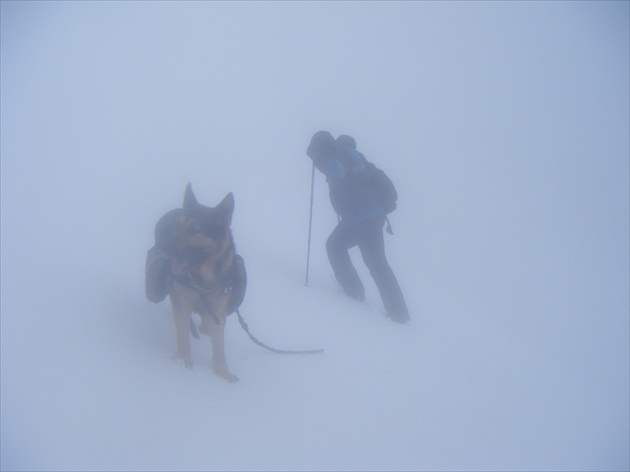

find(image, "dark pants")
[326,216,409,322]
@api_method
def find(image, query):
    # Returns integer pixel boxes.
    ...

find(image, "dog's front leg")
[172,309,193,367]
[204,315,238,383]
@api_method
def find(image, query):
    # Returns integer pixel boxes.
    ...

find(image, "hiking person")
[306,130,410,323]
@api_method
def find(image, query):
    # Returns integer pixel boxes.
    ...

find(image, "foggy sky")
[1,1,628,470]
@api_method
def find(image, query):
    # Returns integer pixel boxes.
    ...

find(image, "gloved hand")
[309,152,335,178]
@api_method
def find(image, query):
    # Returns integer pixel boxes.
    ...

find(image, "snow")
[1,1,628,471]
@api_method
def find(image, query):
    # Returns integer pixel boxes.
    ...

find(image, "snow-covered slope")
[2,2,628,471]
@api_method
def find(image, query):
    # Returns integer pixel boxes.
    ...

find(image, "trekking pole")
[305,161,315,286]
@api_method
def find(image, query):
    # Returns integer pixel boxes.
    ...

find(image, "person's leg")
[326,223,365,301]
[357,217,409,322]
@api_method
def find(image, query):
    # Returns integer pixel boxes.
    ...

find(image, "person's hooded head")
[307,130,336,160]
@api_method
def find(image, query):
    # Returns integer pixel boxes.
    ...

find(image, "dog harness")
[170,253,247,324]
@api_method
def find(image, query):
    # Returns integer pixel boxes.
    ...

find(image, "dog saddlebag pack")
[145,208,182,303]
[145,245,170,303]
[225,254,247,315]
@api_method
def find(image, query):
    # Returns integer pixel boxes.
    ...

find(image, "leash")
[174,259,323,354]
[236,309,324,355]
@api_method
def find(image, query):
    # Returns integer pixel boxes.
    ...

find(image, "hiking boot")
[344,290,366,303]
[387,311,410,324]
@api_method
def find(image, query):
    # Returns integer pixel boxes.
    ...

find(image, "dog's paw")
[223,373,239,383]
[172,352,193,368]
[214,367,239,383]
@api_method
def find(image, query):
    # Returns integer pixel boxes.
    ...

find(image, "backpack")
[361,156,398,215]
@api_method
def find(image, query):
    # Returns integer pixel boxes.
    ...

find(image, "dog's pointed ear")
[183,183,199,209]
[215,192,234,226]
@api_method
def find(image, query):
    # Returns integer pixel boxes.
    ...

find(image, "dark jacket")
[307,132,383,225]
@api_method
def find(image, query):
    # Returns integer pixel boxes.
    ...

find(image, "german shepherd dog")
[146,184,245,382]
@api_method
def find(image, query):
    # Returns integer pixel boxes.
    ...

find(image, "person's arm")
[313,157,345,183]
